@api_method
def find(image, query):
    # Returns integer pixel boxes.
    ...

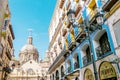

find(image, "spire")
[27,29,33,44]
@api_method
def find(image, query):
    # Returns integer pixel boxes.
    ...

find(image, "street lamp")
[67,9,104,80]
[67,9,75,24]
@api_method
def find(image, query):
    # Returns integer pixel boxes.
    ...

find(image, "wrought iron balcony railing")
[74,26,86,43]
[89,8,98,24]
[68,39,76,51]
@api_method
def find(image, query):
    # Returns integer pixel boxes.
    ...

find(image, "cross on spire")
[28,28,33,37]
[27,28,33,44]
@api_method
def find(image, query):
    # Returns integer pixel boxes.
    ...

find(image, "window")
[61,66,64,77]
[86,47,91,63]
[27,68,34,75]
[53,74,54,80]
[74,54,79,69]
[4,19,9,27]
[113,20,120,46]
[56,70,59,80]
[0,44,3,57]
[99,32,110,54]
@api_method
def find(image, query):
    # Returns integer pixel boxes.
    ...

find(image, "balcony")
[8,36,13,48]
[63,44,69,57]
[59,0,65,9]
[1,29,6,37]
[66,1,71,10]
[89,8,98,24]
[75,4,82,17]
[68,38,76,51]
[62,12,65,20]
[6,48,12,60]
[102,0,119,12]
[74,26,86,43]
[48,50,65,73]
[83,55,92,66]
[62,28,67,36]
[74,62,79,70]
[58,37,62,45]
[66,20,71,28]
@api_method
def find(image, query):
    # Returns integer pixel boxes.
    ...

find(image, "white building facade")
[9,35,50,80]
[48,0,120,80]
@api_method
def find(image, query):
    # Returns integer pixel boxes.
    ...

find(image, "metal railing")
[74,27,83,38]
[89,8,97,21]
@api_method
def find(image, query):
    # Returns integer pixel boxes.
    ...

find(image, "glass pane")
[113,20,120,46]
[99,32,110,54]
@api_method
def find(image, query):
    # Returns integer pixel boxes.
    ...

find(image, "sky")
[9,0,57,59]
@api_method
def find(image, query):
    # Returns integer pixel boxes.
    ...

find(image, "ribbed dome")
[20,44,38,54]
[20,36,38,55]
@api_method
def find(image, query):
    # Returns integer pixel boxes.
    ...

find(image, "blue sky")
[9,0,57,59]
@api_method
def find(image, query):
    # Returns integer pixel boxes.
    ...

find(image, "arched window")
[74,53,79,69]
[99,32,110,54]
[56,70,59,80]
[86,46,91,63]
[27,68,35,75]
[94,31,111,58]
[53,74,54,80]
[61,66,64,77]
[82,45,92,66]
[75,77,79,80]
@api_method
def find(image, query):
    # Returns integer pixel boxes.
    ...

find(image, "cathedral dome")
[20,36,38,55]
[20,44,38,54]
[19,35,39,64]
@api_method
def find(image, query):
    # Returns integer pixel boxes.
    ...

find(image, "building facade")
[9,35,50,80]
[0,2,15,80]
[48,0,120,80]
[0,0,8,42]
